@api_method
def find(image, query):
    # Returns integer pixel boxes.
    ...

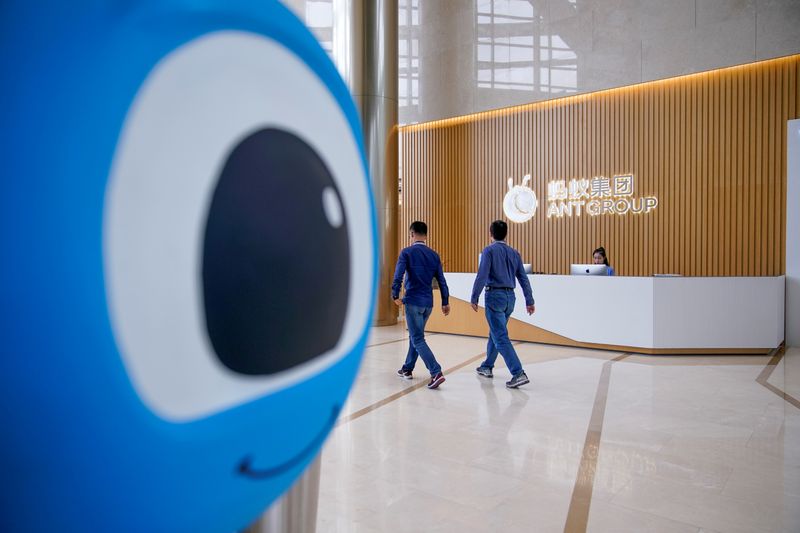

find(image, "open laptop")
[570,264,608,276]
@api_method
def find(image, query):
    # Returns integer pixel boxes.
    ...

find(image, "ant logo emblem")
[503,174,538,223]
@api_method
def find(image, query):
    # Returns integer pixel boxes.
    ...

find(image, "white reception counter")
[425,274,785,354]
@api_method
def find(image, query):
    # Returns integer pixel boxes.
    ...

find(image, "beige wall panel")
[398,56,800,277]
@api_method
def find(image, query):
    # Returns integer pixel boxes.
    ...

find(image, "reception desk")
[425,274,785,354]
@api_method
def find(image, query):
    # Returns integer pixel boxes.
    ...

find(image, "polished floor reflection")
[317,325,799,533]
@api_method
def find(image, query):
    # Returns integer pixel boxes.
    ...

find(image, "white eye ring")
[104,31,372,422]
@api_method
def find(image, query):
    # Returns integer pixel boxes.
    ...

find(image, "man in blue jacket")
[471,220,535,388]
[391,221,450,389]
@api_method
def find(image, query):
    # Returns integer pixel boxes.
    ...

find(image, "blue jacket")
[391,241,449,307]
[471,241,534,306]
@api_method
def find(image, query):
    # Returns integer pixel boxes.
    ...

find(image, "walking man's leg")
[485,291,528,387]
[477,336,497,378]
[405,305,444,388]
[397,339,417,379]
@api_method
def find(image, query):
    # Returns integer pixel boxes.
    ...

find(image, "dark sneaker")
[505,372,530,389]
[427,373,445,389]
[476,366,493,378]
[397,368,412,380]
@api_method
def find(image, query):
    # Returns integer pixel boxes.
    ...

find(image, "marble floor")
[316,325,800,533]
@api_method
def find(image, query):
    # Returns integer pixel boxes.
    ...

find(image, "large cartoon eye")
[203,128,349,375]
[104,31,372,421]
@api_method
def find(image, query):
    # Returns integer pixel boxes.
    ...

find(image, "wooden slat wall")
[398,55,800,276]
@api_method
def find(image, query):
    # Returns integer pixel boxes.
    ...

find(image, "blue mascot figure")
[0,1,376,531]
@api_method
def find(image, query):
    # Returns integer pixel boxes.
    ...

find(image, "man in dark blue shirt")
[391,221,450,389]
[470,220,535,388]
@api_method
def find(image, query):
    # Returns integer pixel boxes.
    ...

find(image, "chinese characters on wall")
[545,174,658,218]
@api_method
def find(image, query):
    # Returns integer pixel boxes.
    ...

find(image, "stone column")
[333,0,399,326]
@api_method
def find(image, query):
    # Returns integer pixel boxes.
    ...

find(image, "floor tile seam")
[562,353,630,533]
[334,380,429,426]
[612,469,792,518]
[606,477,632,506]
[756,346,783,382]
[755,345,800,410]
[362,465,507,495]
[637,472,732,498]
[365,334,414,348]
[372,331,462,347]
[514,340,633,361]
[377,472,524,512]
[592,441,736,483]
[598,497,708,532]
[514,349,630,376]
[366,331,473,350]
[712,460,737,497]
[718,479,800,505]
[604,499,730,533]
[742,422,776,455]
[463,458,581,489]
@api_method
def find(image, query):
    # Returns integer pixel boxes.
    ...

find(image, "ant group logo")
[0,1,376,531]
[502,174,539,223]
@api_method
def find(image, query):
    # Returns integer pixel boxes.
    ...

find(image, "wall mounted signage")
[545,174,658,218]
[503,173,658,223]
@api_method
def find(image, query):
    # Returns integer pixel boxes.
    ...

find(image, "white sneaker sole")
[506,377,530,388]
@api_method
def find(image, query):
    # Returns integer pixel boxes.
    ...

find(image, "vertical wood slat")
[398,55,800,276]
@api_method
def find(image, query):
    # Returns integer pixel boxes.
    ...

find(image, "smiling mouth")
[236,405,341,479]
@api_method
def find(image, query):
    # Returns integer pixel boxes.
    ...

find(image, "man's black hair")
[409,221,428,236]
[490,220,507,241]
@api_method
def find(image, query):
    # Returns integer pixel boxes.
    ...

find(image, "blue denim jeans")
[401,304,442,376]
[479,289,524,377]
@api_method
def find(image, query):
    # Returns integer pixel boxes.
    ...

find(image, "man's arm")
[391,251,407,305]
[514,253,535,315]
[470,248,491,311]
[434,258,450,316]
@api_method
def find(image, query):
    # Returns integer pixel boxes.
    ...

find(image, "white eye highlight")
[322,186,344,228]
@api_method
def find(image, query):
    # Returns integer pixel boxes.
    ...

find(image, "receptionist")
[593,246,615,276]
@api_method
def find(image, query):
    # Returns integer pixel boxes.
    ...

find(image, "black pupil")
[202,128,350,375]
